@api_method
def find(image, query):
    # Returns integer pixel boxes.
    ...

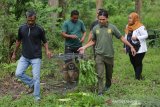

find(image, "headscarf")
[125,12,143,34]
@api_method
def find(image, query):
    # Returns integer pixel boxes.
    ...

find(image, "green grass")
[0,39,160,107]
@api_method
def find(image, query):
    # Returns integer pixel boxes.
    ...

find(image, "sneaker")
[35,97,40,102]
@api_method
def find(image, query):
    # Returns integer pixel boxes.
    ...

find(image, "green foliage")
[104,0,135,16]
[14,0,31,20]
[0,62,17,78]
[142,0,160,29]
[142,0,160,47]
[0,95,13,107]
[0,10,19,63]
[64,92,104,106]
[40,57,62,80]
[109,15,127,33]
[0,93,104,106]
[42,92,104,106]
[0,95,36,107]
[79,60,98,87]
[103,0,160,30]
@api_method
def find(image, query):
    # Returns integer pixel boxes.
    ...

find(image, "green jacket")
[92,23,122,57]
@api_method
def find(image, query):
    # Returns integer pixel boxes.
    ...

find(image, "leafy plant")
[79,59,98,87]
[0,62,17,78]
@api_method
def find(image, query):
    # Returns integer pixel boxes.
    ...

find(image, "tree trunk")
[48,0,59,28]
[96,0,103,11]
[48,0,59,18]
[135,0,142,16]
[59,0,66,20]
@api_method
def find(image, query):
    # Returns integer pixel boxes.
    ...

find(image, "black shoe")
[105,86,110,91]
[98,92,103,96]
[135,75,145,80]
[26,87,34,94]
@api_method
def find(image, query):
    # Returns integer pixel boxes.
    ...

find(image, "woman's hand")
[132,36,138,41]
[130,46,136,56]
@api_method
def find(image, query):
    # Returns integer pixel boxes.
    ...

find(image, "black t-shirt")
[90,20,99,31]
[17,24,47,59]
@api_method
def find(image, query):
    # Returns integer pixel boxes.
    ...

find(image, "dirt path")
[0,75,77,100]
[0,76,26,99]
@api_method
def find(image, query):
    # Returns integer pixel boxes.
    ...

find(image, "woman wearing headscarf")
[124,12,148,80]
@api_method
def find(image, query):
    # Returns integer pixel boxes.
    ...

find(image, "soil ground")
[0,75,77,100]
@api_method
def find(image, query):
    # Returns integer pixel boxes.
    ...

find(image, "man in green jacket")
[78,10,136,95]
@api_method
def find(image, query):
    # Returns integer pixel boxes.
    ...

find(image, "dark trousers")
[95,55,113,93]
[64,46,80,63]
[129,52,145,80]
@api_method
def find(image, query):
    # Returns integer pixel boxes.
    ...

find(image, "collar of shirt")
[27,23,36,28]
[99,23,108,28]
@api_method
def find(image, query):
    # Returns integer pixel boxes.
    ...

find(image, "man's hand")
[80,36,85,43]
[46,50,52,59]
[11,53,16,61]
[11,40,21,61]
[77,46,85,54]
[130,46,136,56]
[68,35,78,39]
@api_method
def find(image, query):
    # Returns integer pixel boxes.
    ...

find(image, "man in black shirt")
[87,9,104,42]
[12,10,51,101]
[87,9,104,59]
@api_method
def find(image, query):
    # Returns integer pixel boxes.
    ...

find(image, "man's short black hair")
[98,8,104,12]
[26,10,36,18]
[98,10,108,18]
[71,10,79,17]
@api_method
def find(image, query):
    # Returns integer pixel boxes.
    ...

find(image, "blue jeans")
[15,56,41,98]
